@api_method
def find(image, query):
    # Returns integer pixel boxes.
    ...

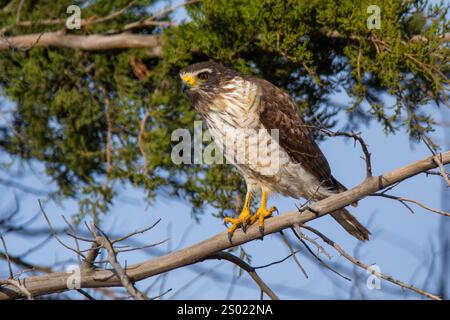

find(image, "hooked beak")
[180,74,196,92]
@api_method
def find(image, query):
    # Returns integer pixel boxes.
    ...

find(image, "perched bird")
[180,61,370,241]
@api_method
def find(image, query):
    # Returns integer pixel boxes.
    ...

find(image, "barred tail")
[330,208,370,241]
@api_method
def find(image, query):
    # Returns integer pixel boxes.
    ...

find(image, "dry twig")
[95,227,149,300]
[278,230,308,278]
[301,225,441,300]
[207,252,280,300]
[371,193,450,217]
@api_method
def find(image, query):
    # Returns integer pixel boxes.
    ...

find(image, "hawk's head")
[179,61,237,111]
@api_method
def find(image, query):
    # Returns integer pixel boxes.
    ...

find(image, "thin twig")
[17,234,53,258]
[37,199,86,259]
[292,225,332,259]
[168,263,217,299]
[302,225,442,300]
[208,252,280,300]
[253,250,302,270]
[112,219,161,244]
[433,154,450,187]
[76,289,96,300]
[61,215,82,265]
[371,193,450,217]
[116,238,169,253]
[138,111,150,172]
[0,232,14,278]
[306,126,373,178]
[15,0,25,24]
[95,227,149,300]
[99,86,113,181]
[0,251,52,273]
[150,288,172,300]
[278,230,308,278]
[292,226,351,281]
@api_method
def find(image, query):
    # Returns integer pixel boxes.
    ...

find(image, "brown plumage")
[257,78,369,240]
[180,61,370,241]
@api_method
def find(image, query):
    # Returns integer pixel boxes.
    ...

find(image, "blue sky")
[0,0,449,300]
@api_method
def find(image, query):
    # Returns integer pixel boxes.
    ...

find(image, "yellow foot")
[250,205,278,238]
[224,206,252,242]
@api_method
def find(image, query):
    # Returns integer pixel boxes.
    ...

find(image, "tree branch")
[433,154,450,187]
[0,32,163,54]
[95,231,149,300]
[371,193,450,217]
[207,252,279,300]
[0,151,448,299]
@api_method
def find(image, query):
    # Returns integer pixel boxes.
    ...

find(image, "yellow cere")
[181,74,197,87]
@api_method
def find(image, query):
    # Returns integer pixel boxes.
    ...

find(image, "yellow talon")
[224,192,252,241]
[250,191,277,237]
[224,191,277,241]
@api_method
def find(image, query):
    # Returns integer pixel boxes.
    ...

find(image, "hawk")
[180,61,370,241]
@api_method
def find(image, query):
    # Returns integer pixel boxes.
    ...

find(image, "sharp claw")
[242,221,248,232]
[228,232,233,243]
[259,226,265,239]
[305,205,319,215]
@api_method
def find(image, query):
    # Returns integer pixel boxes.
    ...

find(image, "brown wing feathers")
[256,78,369,240]
[256,78,339,191]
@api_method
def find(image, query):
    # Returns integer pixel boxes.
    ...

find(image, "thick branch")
[0,151,449,299]
[0,32,163,55]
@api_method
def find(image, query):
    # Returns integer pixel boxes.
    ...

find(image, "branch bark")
[0,151,449,299]
[0,31,163,55]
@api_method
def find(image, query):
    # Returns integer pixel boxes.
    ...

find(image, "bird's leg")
[224,192,252,240]
[250,191,277,238]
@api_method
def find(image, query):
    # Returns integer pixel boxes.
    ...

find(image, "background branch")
[0,32,163,54]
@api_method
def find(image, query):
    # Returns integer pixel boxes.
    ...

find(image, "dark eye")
[198,72,209,80]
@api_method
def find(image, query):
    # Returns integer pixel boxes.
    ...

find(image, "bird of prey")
[180,61,370,241]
